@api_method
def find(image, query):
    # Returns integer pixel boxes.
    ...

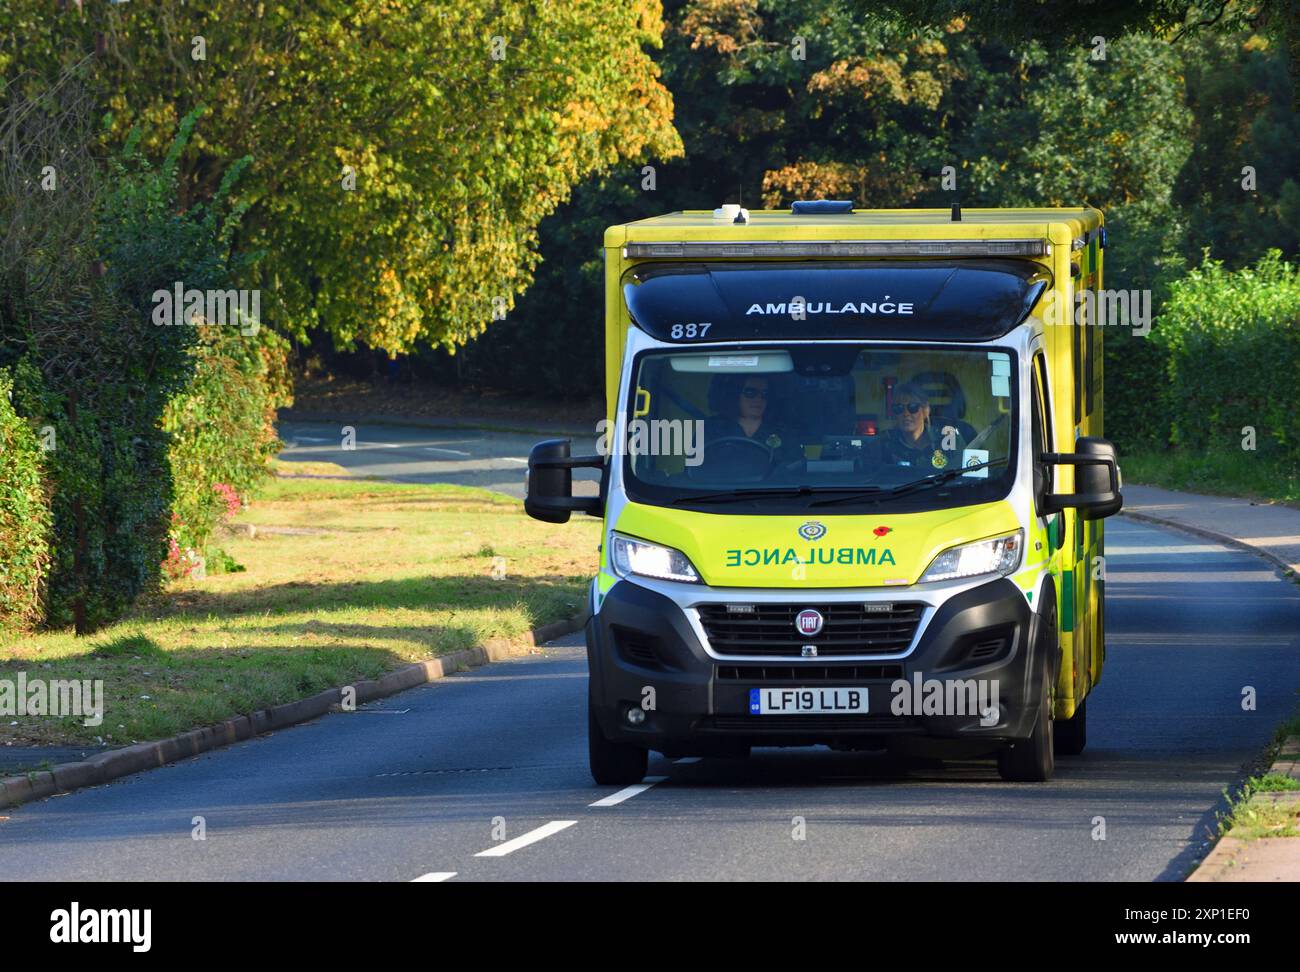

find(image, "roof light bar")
[623,239,1049,259]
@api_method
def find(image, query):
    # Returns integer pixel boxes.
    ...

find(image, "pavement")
[1121,485,1300,576]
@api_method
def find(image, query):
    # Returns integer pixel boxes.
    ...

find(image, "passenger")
[877,381,965,471]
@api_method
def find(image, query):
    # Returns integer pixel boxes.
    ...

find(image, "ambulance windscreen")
[621,343,1020,514]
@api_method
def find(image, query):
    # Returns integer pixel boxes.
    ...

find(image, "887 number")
[670,322,712,339]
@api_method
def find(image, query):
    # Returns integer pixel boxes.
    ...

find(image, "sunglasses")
[891,402,924,415]
[741,387,768,399]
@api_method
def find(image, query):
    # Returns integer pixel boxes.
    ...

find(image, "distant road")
[277,419,601,498]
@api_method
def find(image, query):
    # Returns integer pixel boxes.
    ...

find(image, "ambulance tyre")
[589,702,648,786]
[997,600,1057,782]
[1054,697,1087,755]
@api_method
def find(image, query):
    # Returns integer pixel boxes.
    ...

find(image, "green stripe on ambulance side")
[1060,569,1074,632]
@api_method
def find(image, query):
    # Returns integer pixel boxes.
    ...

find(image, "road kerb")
[1120,508,1299,578]
[0,611,588,811]
[1186,736,1300,882]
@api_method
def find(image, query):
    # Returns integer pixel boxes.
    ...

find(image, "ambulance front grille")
[697,602,924,657]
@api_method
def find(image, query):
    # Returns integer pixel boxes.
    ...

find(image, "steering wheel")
[687,435,776,481]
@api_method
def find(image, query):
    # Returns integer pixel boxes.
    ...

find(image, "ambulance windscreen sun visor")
[624,260,1049,342]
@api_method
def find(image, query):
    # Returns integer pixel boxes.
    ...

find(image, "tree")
[848,0,1299,84]
[0,1,683,353]
[1173,30,1300,264]
[464,1,1196,413]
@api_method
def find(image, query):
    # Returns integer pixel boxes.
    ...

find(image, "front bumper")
[587,576,1047,756]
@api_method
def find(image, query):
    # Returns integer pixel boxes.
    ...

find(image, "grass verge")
[1214,712,1300,842]
[1216,776,1300,841]
[1122,446,1300,506]
[1,478,599,751]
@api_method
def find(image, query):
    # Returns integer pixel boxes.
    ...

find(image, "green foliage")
[42,109,252,630]
[8,1,1295,472]
[1153,250,1300,460]
[1120,444,1300,504]
[164,322,291,556]
[0,86,260,632]
[952,34,1193,296]
[203,549,246,575]
[91,632,166,660]
[1174,31,1300,267]
[846,0,1297,77]
[0,368,51,633]
[422,174,643,398]
[447,9,1199,413]
[436,5,1297,464]
[0,0,683,355]
[1104,332,1173,452]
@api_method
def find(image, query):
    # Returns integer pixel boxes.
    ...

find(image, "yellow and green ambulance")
[526,202,1121,783]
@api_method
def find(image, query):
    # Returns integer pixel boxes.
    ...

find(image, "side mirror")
[1039,436,1123,521]
[524,438,603,524]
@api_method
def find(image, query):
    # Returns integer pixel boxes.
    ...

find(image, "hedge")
[1153,250,1300,460]
[164,322,292,562]
[0,367,52,632]
[1,92,269,633]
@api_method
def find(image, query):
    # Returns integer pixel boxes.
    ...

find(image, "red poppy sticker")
[873,526,892,537]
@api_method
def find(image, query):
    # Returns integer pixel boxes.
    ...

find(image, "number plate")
[749,687,869,715]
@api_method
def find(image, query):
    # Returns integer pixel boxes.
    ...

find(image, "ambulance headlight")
[610,534,701,584]
[919,531,1023,583]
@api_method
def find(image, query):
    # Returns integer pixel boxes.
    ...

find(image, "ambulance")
[525,202,1121,783]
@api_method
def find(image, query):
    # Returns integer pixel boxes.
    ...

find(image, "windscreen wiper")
[671,484,887,505]
[808,459,1008,508]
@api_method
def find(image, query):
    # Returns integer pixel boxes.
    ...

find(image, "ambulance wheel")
[589,703,647,786]
[1054,696,1087,755]
[998,602,1057,782]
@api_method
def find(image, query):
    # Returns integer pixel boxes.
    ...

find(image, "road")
[1,516,1296,881]
[277,419,601,498]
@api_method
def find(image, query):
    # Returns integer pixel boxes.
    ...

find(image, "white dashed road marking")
[412,871,458,882]
[474,820,577,857]
[589,776,667,807]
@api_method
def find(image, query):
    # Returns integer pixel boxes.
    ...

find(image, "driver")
[876,381,965,471]
[703,374,792,460]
